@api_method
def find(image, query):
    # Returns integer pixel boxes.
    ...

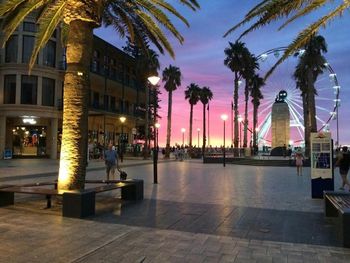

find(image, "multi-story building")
[0,19,147,159]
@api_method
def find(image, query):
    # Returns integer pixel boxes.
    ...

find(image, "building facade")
[0,19,147,159]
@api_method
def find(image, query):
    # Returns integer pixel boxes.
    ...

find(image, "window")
[111,96,116,111]
[4,75,16,104]
[43,40,56,67]
[22,36,35,63]
[5,35,18,63]
[103,95,109,110]
[21,75,37,105]
[92,92,99,108]
[23,22,37,32]
[42,78,55,106]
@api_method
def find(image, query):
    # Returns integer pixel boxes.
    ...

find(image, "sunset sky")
[95,1,350,147]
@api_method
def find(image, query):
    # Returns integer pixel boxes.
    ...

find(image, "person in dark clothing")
[335,146,350,191]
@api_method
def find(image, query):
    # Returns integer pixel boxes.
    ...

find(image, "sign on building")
[310,132,334,198]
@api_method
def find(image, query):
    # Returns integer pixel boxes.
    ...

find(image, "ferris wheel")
[251,47,341,147]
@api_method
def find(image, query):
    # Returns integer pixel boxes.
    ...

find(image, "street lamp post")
[119,116,126,163]
[197,128,200,147]
[221,114,228,167]
[238,115,243,149]
[181,128,186,147]
[148,75,161,184]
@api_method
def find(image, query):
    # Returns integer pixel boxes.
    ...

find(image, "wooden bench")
[324,191,350,247]
[0,179,143,218]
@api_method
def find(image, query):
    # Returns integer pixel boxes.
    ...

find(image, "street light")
[238,115,243,149]
[221,114,228,167]
[148,75,161,184]
[197,128,200,147]
[181,128,186,147]
[119,116,126,163]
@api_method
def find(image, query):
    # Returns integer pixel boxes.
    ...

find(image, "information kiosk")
[310,132,334,198]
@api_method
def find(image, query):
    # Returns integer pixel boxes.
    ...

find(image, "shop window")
[21,75,37,105]
[4,75,16,104]
[43,40,56,67]
[42,77,55,106]
[22,35,36,63]
[5,35,18,63]
[12,126,47,157]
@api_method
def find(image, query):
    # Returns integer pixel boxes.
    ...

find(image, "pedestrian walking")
[295,149,304,176]
[104,142,119,181]
[335,146,350,191]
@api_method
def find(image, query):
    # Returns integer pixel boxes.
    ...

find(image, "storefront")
[12,125,47,156]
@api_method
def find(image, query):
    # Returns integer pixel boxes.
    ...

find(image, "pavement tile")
[1,160,350,262]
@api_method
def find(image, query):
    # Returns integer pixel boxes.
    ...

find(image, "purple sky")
[95,1,350,147]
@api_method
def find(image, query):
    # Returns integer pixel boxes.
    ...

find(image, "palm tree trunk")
[165,90,173,158]
[57,20,94,190]
[144,84,150,159]
[202,103,206,156]
[243,82,249,148]
[233,73,239,148]
[189,104,193,147]
[302,91,310,157]
[253,102,258,149]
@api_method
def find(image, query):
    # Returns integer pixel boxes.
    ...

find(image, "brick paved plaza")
[1,159,350,262]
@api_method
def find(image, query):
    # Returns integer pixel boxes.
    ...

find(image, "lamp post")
[148,75,160,184]
[197,128,200,147]
[238,115,243,149]
[181,128,186,147]
[221,114,228,167]
[119,116,126,163]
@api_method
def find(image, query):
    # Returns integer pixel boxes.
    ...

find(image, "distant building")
[0,18,147,159]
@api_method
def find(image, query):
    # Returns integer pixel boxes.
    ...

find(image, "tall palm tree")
[162,65,182,158]
[199,87,213,155]
[224,41,249,148]
[185,83,201,147]
[250,74,264,150]
[224,0,348,77]
[242,53,259,148]
[0,0,199,191]
[294,34,327,156]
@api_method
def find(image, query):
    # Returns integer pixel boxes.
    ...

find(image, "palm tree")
[224,41,250,148]
[199,87,213,155]
[294,34,327,156]
[0,0,199,191]
[224,0,348,77]
[250,74,264,150]
[162,65,182,158]
[185,83,201,147]
[242,53,259,148]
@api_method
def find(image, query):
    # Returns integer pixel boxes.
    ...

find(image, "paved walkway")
[0,159,349,262]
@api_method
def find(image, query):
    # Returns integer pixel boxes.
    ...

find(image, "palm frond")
[278,0,328,30]
[177,0,200,11]
[264,1,350,79]
[134,0,184,42]
[0,0,26,16]
[135,9,175,57]
[1,0,47,48]
[29,0,66,70]
[224,0,308,38]
[149,0,190,26]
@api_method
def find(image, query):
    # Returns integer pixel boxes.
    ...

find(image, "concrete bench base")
[324,191,350,248]
[0,179,144,219]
